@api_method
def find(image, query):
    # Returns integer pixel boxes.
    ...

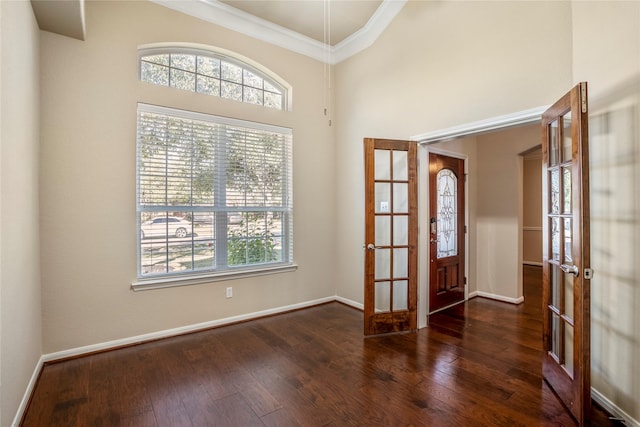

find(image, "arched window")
[138,45,289,110]
[134,45,295,290]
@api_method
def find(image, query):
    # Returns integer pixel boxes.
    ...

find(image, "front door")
[428,152,465,313]
[541,82,591,424]
[363,138,418,335]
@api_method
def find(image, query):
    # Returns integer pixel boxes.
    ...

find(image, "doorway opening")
[421,123,541,322]
[522,146,543,269]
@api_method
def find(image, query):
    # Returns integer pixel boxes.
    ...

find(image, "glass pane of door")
[375,249,390,280]
[375,281,390,313]
[551,313,560,359]
[550,120,559,166]
[551,265,560,308]
[562,112,572,162]
[564,218,572,264]
[393,216,408,246]
[562,166,572,213]
[375,216,390,246]
[393,248,408,278]
[551,169,560,214]
[393,150,407,180]
[551,217,560,261]
[436,168,457,258]
[375,183,391,213]
[393,183,408,213]
[374,150,390,180]
[564,272,574,319]
[564,324,574,376]
[393,280,408,310]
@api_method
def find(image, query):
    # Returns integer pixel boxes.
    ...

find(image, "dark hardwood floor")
[22,265,621,426]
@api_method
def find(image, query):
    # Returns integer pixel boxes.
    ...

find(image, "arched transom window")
[139,47,288,110]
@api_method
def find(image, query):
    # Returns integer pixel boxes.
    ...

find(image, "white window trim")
[132,263,298,291]
[138,42,293,111]
[138,102,292,134]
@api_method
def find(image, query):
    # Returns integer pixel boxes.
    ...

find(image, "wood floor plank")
[21,266,623,426]
[137,348,194,427]
[239,381,283,417]
[250,364,335,426]
[204,393,264,427]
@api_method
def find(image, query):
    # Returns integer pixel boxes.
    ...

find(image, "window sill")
[131,264,298,291]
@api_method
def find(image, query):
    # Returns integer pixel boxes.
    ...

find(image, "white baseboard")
[10,296,333,425]
[592,387,640,427]
[12,355,45,427]
[43,296,336,363]
[335,295,363,310]
[469,291,524,305]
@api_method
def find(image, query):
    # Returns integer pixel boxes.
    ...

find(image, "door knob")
[560,264,579,277]
[367,243,382,251]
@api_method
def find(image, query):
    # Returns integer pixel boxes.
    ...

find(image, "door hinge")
[464,225,467,234]
[464,277,467,285]
[581,83,587,113]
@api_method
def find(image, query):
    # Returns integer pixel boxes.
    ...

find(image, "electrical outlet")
[225,287,233,298]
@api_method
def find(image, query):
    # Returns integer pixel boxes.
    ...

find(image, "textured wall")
[572,2,640,421]
[1,1,42,425]
[333,0,572,306]
[39,1,336,353]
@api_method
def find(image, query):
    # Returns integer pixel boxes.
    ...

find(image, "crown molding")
[332,0,407,63]
[150,0,407,64]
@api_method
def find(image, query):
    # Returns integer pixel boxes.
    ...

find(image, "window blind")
[137,103,293,278]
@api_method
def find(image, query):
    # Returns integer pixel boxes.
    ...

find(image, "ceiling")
[219,0,383,46]
[31,0,86,41]
[151,0,407,63]
[30,0,407,64]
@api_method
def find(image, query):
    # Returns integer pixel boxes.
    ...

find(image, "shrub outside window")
[136,104,293,284]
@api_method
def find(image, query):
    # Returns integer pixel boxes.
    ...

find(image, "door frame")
[419,146,469,323]
[412,106,549,144]
[415,107,548,328]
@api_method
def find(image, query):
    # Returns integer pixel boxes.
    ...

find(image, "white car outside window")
[141,216,191,239]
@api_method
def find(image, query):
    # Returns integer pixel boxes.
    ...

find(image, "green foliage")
[139,113,284,208]
[138,111,288,274]
[227,217,278,266]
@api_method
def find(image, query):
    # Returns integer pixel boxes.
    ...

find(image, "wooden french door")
[541,82,591,424]
[363,138,417,335]
[428,153,465,313]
